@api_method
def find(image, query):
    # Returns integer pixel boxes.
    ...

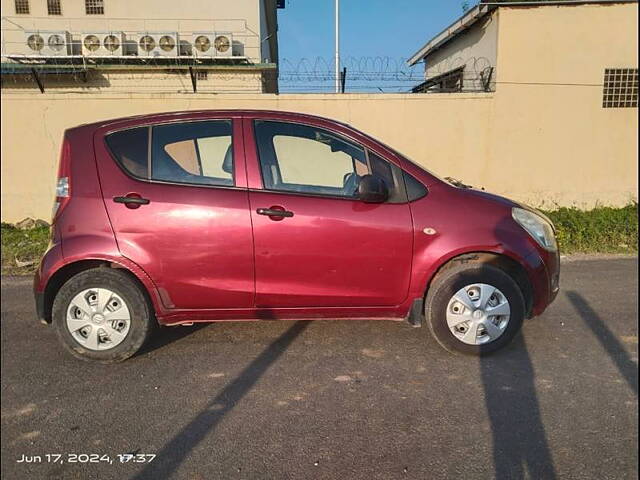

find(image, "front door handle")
[256,206,294,220]
[113,195,150,209]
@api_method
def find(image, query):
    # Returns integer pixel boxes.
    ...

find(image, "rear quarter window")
[105,127,149,178]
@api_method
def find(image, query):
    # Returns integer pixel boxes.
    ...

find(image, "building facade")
[408,0,638,101]
[1,0,283,93]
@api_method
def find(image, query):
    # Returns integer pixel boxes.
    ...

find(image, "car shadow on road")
[136,323,210,356]
[480,335,557,479]
[566,290,638,395]
[131,320,310,480]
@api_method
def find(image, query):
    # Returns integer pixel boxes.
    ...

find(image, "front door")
[246,119,413,308]
[95,116,254,310]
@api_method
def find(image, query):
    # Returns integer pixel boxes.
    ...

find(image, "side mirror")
[357,174,389,203]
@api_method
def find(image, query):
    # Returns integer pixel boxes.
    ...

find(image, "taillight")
[51,177,69,219]
[56,176,69,197]
[52,138,71,222]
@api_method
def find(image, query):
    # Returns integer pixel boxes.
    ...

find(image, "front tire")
[52,268,154,363]
[425,262,525,355]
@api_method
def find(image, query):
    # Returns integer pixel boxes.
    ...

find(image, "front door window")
[254,120,400,199]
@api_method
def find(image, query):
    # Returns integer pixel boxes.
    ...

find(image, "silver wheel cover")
[66,288,131,351]
[446,283,511,345]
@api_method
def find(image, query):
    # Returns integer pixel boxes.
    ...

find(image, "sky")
[277,0,472,93]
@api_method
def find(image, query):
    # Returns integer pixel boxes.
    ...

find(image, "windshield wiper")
[444,177,472,188]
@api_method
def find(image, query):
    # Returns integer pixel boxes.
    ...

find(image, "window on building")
[14,0,29,14]
[47,0,62,15]
[196,71,208,81]
[85,0,104,15]
[411,66,465,93]
[603,68,638,108]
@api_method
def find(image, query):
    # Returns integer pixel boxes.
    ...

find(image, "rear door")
[94,116,254,310]
[245,118,414,308]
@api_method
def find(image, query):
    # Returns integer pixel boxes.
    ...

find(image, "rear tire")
[52,268,154,363]
[425,262,525,355]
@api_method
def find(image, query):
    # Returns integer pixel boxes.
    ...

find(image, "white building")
[1,0,284,93]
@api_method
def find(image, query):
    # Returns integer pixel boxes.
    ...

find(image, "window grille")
[412,66,465,93]
[603,68,638,108]
[15,0,29,14]
[85,0,104,15]
[48,0,62,15]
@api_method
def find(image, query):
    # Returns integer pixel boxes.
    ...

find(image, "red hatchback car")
[34,110,560,362]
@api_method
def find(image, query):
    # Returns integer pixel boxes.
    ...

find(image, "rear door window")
[151,121,234,186]
[105,120,234,187]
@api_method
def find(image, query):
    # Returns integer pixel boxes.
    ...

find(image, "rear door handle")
[113,195,150,207]
[256,207,294,219]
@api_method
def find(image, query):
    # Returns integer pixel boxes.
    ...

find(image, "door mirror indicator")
[357,174,389,203]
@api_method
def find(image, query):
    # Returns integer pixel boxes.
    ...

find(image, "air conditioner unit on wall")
[135,32,179,57]
[81,32,125,56]
[191,32,215,58]
[25,31,71,56]
[213,32,233,58]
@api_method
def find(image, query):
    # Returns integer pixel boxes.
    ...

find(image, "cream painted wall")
[1,87,636,222]
[198,135,233,179]
[497,3,637,85]
[273,135,356,187]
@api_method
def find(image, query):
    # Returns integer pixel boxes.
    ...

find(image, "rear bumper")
[33,239,63,325]
[33,264,48,324]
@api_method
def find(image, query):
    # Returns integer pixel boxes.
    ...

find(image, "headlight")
[512,207,558,251]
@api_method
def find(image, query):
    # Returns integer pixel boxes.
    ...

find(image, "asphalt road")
[1,258,638,480]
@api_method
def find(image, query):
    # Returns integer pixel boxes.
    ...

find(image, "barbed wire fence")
[1,52,500,94]
[3,51,609,95]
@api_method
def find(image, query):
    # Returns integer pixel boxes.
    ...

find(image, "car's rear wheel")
[425,261,525,355]
[52,268,154,363]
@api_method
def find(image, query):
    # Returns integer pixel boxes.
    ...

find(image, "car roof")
[71,110,350,132]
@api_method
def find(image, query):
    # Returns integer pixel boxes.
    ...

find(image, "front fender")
[408,237,540,300]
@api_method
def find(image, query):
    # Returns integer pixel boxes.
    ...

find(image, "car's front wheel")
[425,261,525,355]
[52,268,154,363]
